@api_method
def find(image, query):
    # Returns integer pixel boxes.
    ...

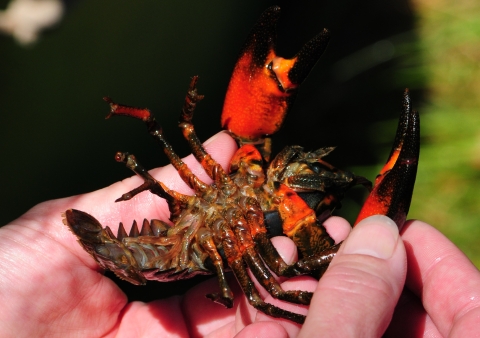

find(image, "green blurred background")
[1,0,479,298]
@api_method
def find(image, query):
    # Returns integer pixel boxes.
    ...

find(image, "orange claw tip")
[221,6,330,142]
[355,89,420,229]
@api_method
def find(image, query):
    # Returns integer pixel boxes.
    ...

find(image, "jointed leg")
[219,219,307,324]
[105,97,215,199]
[178,77,235,189]
[196,226,234,308]
[225,207,313,304]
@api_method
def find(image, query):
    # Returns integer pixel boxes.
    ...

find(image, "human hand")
[1,131,479,337]
[0,131,239,337]
[292,216,480,338]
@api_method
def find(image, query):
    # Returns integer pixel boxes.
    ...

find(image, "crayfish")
[63,6,419,324]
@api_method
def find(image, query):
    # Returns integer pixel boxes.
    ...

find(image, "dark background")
[0,1,422,300]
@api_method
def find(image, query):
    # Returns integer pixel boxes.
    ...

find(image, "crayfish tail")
[63,209,147,285]
[63,209,105,245]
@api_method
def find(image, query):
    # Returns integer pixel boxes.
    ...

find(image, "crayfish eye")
[310,163,324,174]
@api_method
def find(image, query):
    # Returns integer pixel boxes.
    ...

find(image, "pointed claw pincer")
[221,6,330,144]
[355,89,420,230]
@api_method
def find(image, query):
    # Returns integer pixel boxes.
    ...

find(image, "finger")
[400,220,480,337]
[27,131,237,241]
[299,215,407,337]
[235,217,351,336]
[115,297,189,337]
[233,322,288,338]
[182,276,243,337]
[182,238,297,336]
[323,215,352,243]
[384,288,442,337]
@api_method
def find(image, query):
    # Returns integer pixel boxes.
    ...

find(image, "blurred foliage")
[406,0,480,267]
[346,1,480,267]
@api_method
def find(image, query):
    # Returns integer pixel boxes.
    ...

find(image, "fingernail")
[342,215,399,259]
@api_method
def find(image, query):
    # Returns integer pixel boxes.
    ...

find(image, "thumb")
[299,215,407,338]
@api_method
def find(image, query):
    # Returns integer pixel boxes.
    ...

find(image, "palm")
[1,200,127,337]
[3,131,478,337]
[0,133,238,336]
[0,133,317,337]
[0,183,312,336]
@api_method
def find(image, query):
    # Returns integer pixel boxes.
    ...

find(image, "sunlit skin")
[1,132,479,337]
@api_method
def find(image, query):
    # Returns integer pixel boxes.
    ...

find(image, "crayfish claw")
[355,89,420,228]
[221,6,330,143]
[288,28,330,86]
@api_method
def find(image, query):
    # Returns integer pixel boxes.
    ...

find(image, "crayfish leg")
[224,205,313,307]
[219,214,308,324]
[229,258,307,324]
[113,152,173,203]
[113,151,196,220]
[104,98,216,201]
[355,89,420,229]
[252,185,338,278]
[196,226,234,308]
[177,76,236,191]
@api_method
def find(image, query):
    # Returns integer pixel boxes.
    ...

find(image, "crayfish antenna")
[355,89,420,229]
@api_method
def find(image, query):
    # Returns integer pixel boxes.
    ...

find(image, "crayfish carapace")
[63,6,419,324]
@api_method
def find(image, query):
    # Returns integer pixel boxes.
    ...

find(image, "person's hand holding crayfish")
[0,131,479,338]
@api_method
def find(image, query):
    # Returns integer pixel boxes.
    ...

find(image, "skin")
[1,131,479,337]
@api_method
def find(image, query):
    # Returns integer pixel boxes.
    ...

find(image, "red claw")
[221,6,330,143]
[355,89,420,229]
